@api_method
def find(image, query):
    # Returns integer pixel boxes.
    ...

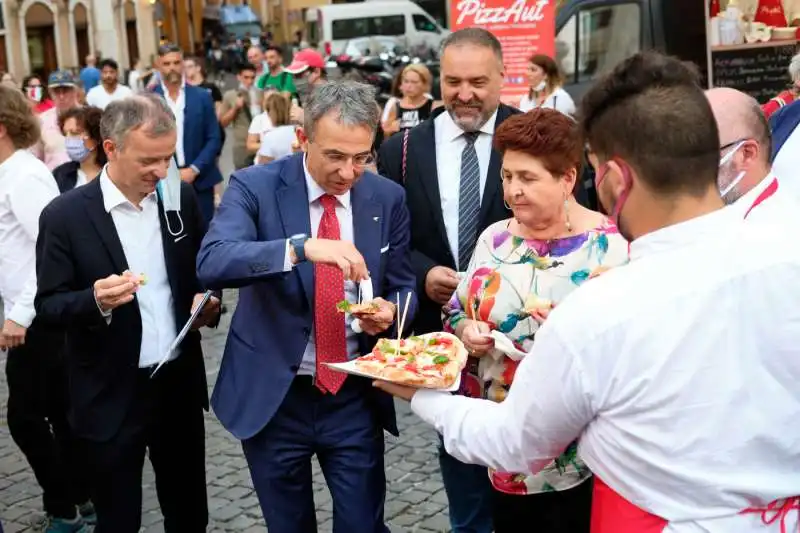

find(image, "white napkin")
[351,278,374,333]
[474,330,528,361]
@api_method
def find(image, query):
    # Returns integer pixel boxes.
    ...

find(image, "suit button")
[289,364,299,372]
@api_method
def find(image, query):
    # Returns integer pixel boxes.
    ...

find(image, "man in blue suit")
[197,81,417,533]
[154,44,222,224]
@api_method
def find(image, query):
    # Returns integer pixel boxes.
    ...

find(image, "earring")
[564,199,572,232]
[504,200,511,210]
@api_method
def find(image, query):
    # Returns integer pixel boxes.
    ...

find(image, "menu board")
[711,43,797,103]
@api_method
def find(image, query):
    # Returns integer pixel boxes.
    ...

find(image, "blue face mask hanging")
[156,157,185,237]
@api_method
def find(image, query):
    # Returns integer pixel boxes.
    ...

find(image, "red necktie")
[314,194,348,394]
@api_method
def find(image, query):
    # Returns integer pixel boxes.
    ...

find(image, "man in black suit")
[35,94,220,532]
[378,28,520,533]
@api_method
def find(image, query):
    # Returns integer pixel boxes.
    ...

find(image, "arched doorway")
[25,2,58,80]
[74,3,90,66]
[125,0,139,67]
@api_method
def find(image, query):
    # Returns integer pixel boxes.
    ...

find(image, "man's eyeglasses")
[311,143,375,167]
[720,138,748,152]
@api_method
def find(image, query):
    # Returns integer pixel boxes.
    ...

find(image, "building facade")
[0,0,162,79]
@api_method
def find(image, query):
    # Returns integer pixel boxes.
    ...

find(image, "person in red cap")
[285,48,328,124]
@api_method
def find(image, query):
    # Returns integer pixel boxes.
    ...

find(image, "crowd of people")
[0,23,798,533]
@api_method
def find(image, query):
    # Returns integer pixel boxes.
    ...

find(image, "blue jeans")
[438,437,493,533]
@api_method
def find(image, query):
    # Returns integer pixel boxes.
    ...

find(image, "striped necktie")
[458,131,480,270]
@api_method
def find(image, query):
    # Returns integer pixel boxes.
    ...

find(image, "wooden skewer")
[396,292,401,347]
[398,292,411,342]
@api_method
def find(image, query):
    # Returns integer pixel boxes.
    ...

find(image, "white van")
[305,0,448,56]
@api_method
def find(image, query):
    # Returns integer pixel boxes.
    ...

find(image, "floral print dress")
[444,218,629,495]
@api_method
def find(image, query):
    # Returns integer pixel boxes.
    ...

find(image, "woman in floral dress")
[443,109,629,532]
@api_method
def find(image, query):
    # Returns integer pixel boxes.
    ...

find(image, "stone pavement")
[0,290,454,532]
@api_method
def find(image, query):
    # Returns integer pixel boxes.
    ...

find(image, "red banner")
[450,0,556,104]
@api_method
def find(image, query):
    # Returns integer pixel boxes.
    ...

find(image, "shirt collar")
[628,207,738,261]
[732,173,777,212]
[302,155,351,209]
[161,81,185,101]
[440,108,499,143]
[100,166,157,213]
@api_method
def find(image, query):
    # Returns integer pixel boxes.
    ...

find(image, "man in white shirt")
[706,87,798,221]
[379,51,800,532]
[376,28,522,533]
[770,96,800,197]
[85,58,134,110]
[35,94,220,531]
[0,86,93,531]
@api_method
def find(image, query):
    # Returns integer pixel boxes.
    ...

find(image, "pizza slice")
[336,299,382,315]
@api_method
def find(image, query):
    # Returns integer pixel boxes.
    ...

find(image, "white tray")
[325,360,462,392]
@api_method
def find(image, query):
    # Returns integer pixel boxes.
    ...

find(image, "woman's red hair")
[493,108,582,177]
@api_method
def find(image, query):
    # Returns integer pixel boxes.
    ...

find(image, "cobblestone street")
[0,291,453,532]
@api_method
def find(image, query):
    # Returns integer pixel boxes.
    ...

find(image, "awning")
[219,5,260,25]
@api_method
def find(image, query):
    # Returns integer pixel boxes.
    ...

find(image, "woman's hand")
[529,307,551,325]
[458,319,494,357]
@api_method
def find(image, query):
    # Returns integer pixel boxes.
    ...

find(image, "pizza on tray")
[354,332,468,389]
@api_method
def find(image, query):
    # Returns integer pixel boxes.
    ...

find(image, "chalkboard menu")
[711,43,798,103]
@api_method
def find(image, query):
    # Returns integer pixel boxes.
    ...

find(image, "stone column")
[118,0,130,68]
[136,0,159,66]
[67,5,79,67]
[93,0,122,61]
[18,11,30,73]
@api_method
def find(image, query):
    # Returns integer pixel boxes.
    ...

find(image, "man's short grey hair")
[789,53,800,83]
[303,80,380,140]
[440,27,503,63]
[100,93,177,149]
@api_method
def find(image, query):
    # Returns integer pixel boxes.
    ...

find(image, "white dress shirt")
[85,83,134,110]
[100,169,177,368]
[162,84,187,167]
[729,173,800,227]
[435,110,498,268]
[771,129,800,203]
[412,208,800,532]
[0,150,59,327]
[283,157,359,375]
[75,168,88,188]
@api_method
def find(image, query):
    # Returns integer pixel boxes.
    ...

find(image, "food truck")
[556,0,798,102]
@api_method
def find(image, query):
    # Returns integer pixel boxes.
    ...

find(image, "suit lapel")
[82,179,129,273]
[409,121,449,241]
[277,155,313,304]
[351,180,382,288]
[479,104,509,225]
[182,88,194,154]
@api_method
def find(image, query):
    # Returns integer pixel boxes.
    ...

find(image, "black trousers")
[84,357,208,533]
[492,478,593,533]
[5,321,90,518]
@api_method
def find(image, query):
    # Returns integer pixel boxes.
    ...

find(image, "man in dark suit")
[197,81,416,533]
[378,27,520,533]
[35,94,220,532]
[153,43,223,225]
